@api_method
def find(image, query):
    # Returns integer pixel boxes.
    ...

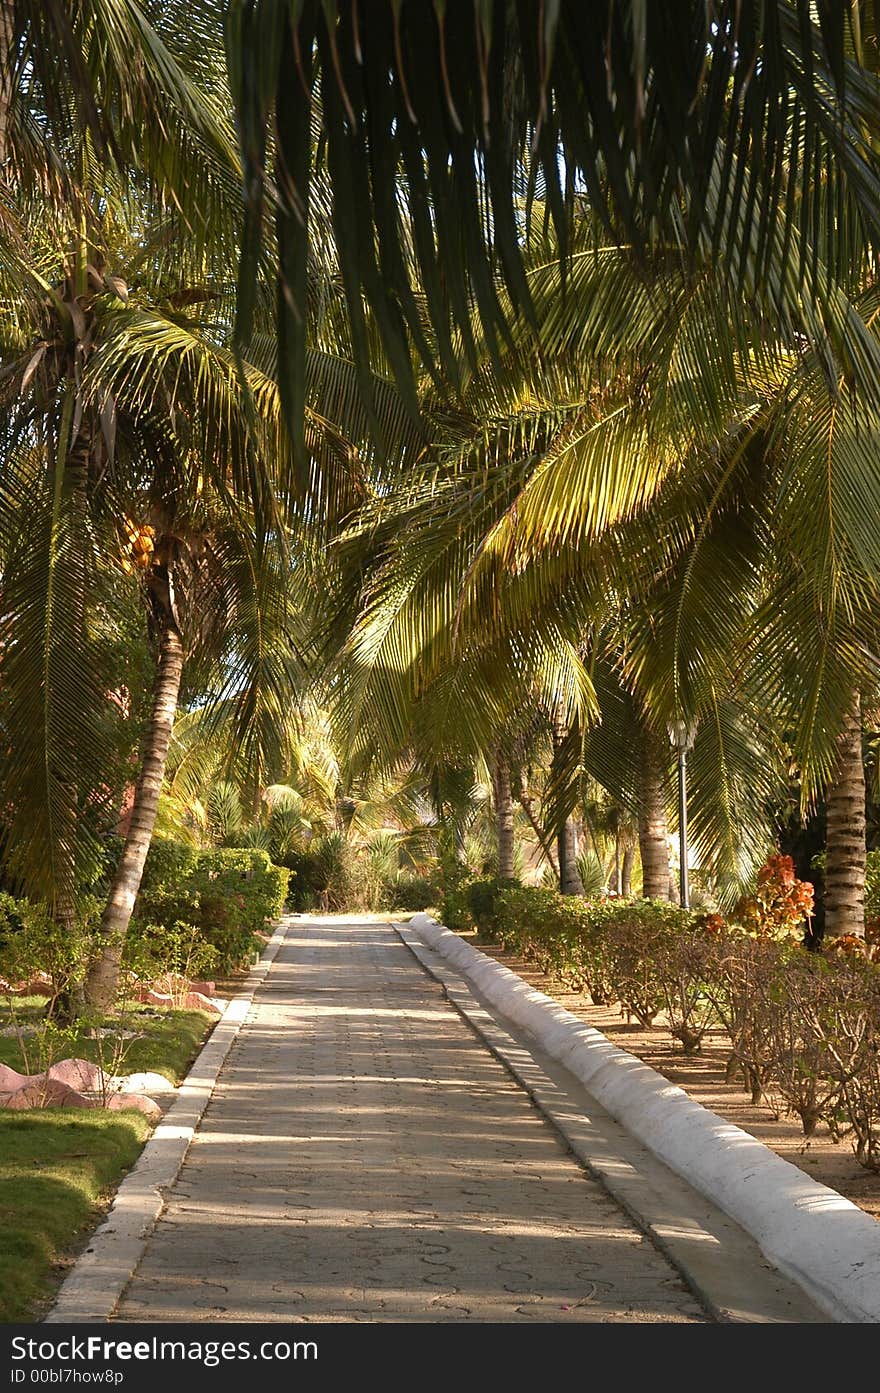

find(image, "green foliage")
[285,831,420,912]
[131,839,288,975]
[284,832,354,911]
[123,921,218,990]
[491,886,690,1018]
[0,1004,215,1093]
[466,878,521,936]
[191,848,289,972]
[575,850,606,898]
[438,859,475,933]
[0,893,97,1004]
[0,891,32,951]
[388,872,440,912]
[448,880,880,1170]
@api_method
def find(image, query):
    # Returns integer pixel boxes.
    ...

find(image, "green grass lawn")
[0,1002,216,1086]
[0,1110,151,1321]
[0,1001,217,1321]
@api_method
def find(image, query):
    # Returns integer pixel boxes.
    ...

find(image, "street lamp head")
[667,718,698,753]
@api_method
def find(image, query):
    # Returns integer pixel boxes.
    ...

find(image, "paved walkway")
[116,918,712,1323]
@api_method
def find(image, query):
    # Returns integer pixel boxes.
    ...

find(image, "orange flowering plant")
[734,854,814,942]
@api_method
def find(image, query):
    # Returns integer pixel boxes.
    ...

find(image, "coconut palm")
[230,2,880,439]
[2,0,240,239]
[825,693,869,937]
[319,186,880,912]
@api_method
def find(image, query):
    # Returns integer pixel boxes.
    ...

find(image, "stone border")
[45,917,291,1323]
[407,913,880,1324]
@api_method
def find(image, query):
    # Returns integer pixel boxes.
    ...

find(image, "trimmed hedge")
[459,881,880,1171]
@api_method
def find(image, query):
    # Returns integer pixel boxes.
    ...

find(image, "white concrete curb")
[408,913,880,1324]
[45,917,291,1323]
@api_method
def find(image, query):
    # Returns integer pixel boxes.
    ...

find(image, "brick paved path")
[116,919,707,1322]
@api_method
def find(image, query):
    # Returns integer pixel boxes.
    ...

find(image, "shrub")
[734,854,814,941]
[597,900,691,1027]
[443,872,880,1170]
[466,878,520,935]
[284,833,419,912]
[493,887,610,1000]
[124,919,218,990]
[699,929,788,1100]
[756,949,849,1134]
[389,872,440,912]
[438,859,474,932]
[0,892,96,1007]
[655,930,719,1055]
[482,885,692,1020]
[131,840,289,975]
[192,848,288,971]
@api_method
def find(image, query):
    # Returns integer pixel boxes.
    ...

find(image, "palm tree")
[490,751,516,882]
[230,2,880,440]
[0,0,256,996]
[319,184,880,908]
[227,4,880,922]
[3,1,240,238]
[824,692,868,938]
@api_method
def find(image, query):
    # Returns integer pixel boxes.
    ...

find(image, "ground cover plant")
[0,1001,215,1090]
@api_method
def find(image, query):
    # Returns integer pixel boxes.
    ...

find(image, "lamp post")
[667,719,697,909]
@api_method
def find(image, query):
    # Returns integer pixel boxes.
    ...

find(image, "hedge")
[458,880,880,1171]
[132,841,289,974]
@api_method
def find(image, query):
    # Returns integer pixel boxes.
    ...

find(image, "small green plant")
[125,920,218,998]
[389,872,441,911]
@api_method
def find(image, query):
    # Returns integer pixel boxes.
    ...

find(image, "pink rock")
[188,979,216,997]
[182,991,222,1015]
[137,988,173,1007]
[3,1078,81,1109]
[106,1092,162,1121]
[57,1089,99,1110]
[0,1063,29,1092]
[47,1058,107,1091]
[135,986,221,1014]
[4,974,53,997]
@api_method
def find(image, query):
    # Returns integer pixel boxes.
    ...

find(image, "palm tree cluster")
[1,2,880,1019]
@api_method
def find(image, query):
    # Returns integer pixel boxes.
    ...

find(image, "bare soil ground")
[465,931,880,1224]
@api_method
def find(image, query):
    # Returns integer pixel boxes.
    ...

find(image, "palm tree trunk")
[825,691,866,939]
[491,755,516,880]
[621,844,635,896]
[513,778,559,878]
[81,622,185,1009]
[638,726,671,899]
[559,818,585,895]
[0,0,14,165]
[549,704,584,895]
